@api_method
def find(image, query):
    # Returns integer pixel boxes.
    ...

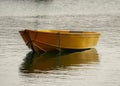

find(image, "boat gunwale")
[24,29,101,36]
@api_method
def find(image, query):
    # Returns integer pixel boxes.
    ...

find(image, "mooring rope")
[57,32,61,68]
[58,32,61,51]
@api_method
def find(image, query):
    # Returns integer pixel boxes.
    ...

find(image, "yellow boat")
[19,29,100,52]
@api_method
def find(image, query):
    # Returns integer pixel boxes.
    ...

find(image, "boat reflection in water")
[20,48,99,73]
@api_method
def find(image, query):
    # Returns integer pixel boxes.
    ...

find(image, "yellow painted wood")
[19,29,100,52]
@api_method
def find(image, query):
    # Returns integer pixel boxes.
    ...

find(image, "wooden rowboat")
[19,29,100,52]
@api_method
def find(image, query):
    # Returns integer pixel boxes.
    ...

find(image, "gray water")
[0,0,120,86]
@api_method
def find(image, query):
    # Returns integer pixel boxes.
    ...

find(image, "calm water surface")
[0,0,120,86]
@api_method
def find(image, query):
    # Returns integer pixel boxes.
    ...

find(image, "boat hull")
[19,29,100,52]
